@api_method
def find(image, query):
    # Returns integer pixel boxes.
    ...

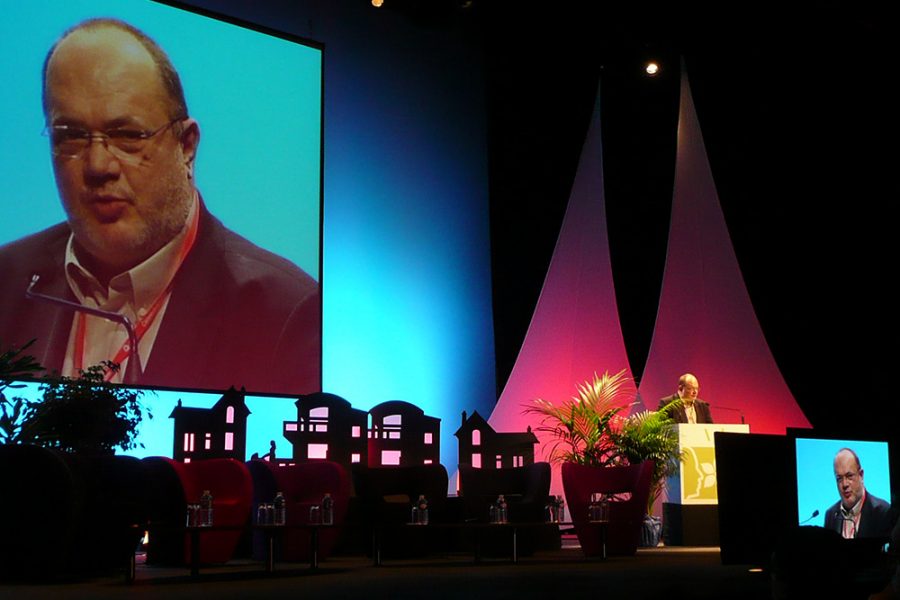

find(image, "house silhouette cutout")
[368,400,440,467]
[169,386,250,462]
[282,392,368,466]
[455,410,538,469]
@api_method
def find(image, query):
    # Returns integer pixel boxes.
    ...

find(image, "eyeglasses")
[835,472,859,484]
[43,118,182,165]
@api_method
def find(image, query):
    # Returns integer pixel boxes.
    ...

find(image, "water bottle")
[186,503,200,527]
[257,503,272,525]
[321,493,334,526]
[412,494,429,525]
[544,501,555,523]
[588,493,609,523]
[490,495,508,524]
[588,492,601,522]
[545,495,564,523]
[273,492,286,526]
[199,490,214,527]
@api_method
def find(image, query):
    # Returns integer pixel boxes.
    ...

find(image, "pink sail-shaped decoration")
[638,71,809,433]
[488,83,635,493]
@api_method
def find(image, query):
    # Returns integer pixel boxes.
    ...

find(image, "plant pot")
[641,514,663,547]
[561,461,655,557]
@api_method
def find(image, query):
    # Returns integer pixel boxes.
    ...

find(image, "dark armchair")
[0,445,81,580]
[246,459,351,562]
[457,462,557,554]
[457,462,551,523]
[0,446,147,581]
[351,464,450,557]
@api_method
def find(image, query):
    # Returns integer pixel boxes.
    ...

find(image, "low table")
[138,522,332,580]
[372,521,586,566]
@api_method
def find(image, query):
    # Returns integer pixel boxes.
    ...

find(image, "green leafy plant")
[0,339,44,444]
[524,369,683,516]
[523,370,630,467]
[12,361,152,454]
[612,407,683,515]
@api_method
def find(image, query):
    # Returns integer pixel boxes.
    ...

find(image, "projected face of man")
[44,26,199,282]
[677,374,699,406]
[834,449,864,510]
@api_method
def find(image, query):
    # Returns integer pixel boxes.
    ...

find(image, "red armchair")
[142,457,253,565]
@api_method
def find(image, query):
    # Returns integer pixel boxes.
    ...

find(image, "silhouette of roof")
[455,410,537,443]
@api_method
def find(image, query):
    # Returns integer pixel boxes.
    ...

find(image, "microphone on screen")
[25,274,143,384]
[799,509,820,525]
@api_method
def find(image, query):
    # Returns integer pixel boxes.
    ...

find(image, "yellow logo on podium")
[682,446,718,501]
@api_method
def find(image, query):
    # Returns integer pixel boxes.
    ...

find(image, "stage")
[0,544,771,600]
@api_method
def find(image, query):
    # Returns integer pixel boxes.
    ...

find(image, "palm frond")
[614,408,683,513]
[523,370,631,467]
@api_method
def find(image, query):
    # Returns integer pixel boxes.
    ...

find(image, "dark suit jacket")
[0,204,320,395]
[657,394,713,424]
[824,491,894,539]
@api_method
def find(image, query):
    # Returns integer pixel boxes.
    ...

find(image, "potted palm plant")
[524,370,646,555]
[612,406,682,546]
[524,370,682,553]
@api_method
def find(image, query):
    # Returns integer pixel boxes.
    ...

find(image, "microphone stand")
[710,404,746,424]
[25,274,143,385]
[799,509,820,525]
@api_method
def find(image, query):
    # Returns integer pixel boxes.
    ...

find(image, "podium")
[663,423,749,546]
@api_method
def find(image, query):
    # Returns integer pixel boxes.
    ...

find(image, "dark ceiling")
[381,0,897,432]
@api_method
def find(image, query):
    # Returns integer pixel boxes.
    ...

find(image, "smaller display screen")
[794,434,892,538]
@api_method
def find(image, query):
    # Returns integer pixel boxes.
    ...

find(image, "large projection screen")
[0,0,323,396]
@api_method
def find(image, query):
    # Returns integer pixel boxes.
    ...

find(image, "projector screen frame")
[0,0,326,396]
[788,427,894,535]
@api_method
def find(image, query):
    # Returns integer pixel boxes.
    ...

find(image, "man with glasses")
[658,373,712,424]
[824,448,893,539]
[0,18,320,394]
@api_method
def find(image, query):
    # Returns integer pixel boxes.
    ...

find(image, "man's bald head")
[677,373,699,403]
[42,18,188,123]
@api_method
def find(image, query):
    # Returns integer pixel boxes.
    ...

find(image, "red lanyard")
[73,209,200,381]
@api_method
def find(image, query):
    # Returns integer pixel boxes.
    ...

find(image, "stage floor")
[0,545,772,600]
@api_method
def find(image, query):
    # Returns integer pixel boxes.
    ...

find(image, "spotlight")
[645,61,660,76]
[372,0,384,6]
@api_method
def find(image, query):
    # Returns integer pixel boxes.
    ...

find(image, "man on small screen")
[657,373,712,424]
[0,18,320,394]
[824,448,893,539]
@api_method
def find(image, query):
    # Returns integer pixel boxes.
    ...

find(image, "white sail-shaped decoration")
[639,70,810,433]
[488,81,634,494]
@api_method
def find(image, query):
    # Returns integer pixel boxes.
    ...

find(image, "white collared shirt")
[685,402,697,424]
[840,491,865,539]
[61,195,199,383]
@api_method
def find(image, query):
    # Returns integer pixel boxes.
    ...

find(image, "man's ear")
[179,118,200,179]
